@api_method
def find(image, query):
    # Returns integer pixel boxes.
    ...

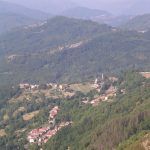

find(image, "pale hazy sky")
[1,0,133,13]
[1,0,149,15]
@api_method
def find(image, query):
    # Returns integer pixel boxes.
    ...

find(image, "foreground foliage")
[43,72,150,150]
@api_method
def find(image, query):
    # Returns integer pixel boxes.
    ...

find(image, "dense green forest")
[0,16,111,55]
[0,71,149,150]
[42,72,150,150]
[0,17,149,87]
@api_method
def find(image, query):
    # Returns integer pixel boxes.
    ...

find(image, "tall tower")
[94,78,98,84]
[102,73,104,81]
[49,118,55,129]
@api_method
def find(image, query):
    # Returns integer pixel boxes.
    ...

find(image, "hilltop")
[4,0,78,14]
[0,1,50,19]
[61,7,131,26]
[0,1,50,34]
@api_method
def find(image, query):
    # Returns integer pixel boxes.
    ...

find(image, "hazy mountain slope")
[61,7,130,26]
[0,1,50,20]
[0,16,111,55]
[0,13,38,34]
[0,1,51,34]
[3,0,78,14]
[121,14,150,31]
[0,17,111,85]
[0,17,149,85]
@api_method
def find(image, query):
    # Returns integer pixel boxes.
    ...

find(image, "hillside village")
[0,71,149,150]
[18,74,120,146]
[18,73,119,106]
[3,72,149,148]
[14,72,150,117]
[27,106,72,145]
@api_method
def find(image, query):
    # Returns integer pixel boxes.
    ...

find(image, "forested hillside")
[0,17,113,86]
[0,17,149,86]
[0,16,111,54]
[121,14,150,31]
[0,71,149,150]
[41,72,150,150]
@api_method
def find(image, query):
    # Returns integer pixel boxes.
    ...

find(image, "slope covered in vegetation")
[43,72,150,150]
[121,14,150,31]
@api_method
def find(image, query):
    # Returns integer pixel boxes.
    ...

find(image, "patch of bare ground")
[23,110,39,121]
[142,134,150,150]
[0,129,6,137]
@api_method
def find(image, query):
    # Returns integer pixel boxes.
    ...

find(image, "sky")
[1,0,149,15]
[1,0,133,13]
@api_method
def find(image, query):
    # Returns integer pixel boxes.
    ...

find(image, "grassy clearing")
[70,82,94,94]
[23,110,39,121]
[0,129,6,137]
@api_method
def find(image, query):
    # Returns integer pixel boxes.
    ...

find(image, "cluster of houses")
[19,82,76,100]
[19,83,65,91]
[27,122,72,145]
[140,72,150,79]
[49,106,59,119]
[91,74,118,91]
[48,106,59,128]
[27,106,72,145]
[83,74,118,106]
[19,83,39,90]
[83,84,117,106]
[91,85,117,106]
[91,74,104,91]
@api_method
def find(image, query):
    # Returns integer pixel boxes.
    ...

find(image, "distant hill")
[0,17,149,85]
[61,7,130,26]
[0,1,51,34]
[0,1,50,20]
[121,14,150,31]
[4,0,78,14]
[62,7,111,19]
[0,13,38,34]
[0,16,111,55]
